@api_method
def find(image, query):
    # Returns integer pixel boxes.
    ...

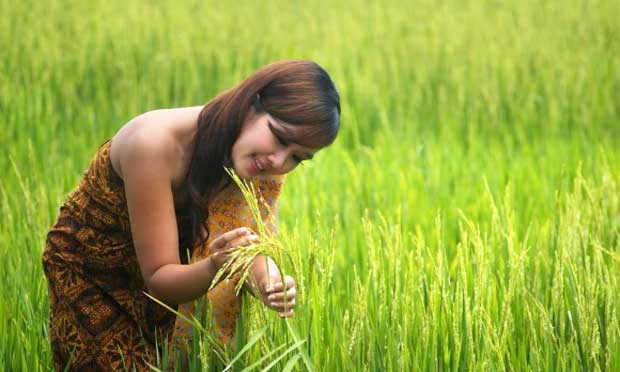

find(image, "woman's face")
[231,106,319,179]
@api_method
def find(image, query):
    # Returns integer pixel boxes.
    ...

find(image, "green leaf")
[258,341,307,372]
[223,325,269,372]
[281,354,302,372]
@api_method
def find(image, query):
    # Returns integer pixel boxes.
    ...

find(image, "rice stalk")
[210,167,314,371]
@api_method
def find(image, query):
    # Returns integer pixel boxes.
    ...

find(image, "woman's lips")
[252,157,267,174]
[250,157,262,175]
[255,158,265,171]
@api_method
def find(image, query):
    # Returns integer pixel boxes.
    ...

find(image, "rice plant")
[2,0,620,370]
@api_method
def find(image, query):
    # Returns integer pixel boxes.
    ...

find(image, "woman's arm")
[121,131,256,304]
[246,255,296,317]
[148,228,257,304]
[244,190,281,298]
[243,197,296,317]
[146,258,216,304]
[246,255,281,294]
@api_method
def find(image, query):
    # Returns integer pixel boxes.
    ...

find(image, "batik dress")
[42,139,284,371]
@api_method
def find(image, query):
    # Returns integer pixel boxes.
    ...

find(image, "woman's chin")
[233,168,255,181]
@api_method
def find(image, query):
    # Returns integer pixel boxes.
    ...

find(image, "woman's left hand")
[261,275,296,318]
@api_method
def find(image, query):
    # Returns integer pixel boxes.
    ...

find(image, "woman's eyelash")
[269,122,289,146]
[276,135,288,146]
[268,122,304,165]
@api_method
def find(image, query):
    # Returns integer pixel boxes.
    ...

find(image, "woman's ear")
[253,93,265,113]
[244,104,255,121]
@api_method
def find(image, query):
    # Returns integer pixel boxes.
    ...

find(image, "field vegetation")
[1,0,619,370]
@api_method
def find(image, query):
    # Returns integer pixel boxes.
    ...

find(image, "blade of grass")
[223,325,270,372]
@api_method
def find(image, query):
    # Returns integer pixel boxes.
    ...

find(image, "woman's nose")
[268,149,289,170]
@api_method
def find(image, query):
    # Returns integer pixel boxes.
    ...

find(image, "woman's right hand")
[206,227,259,273]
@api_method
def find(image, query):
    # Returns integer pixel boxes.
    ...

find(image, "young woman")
[42,60,341,371]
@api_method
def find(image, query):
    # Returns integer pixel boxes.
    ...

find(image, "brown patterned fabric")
[42,139,285,371]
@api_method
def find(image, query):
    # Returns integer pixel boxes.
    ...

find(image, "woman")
[42,60,341,371]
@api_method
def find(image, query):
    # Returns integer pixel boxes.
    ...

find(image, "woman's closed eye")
[273,130,289,148]
[276,135,288,147]
[268,121,310,165]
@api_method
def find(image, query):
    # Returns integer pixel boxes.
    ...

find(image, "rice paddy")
[1,0,620,370]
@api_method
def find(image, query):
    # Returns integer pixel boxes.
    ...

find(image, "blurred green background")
[1,0,620,370]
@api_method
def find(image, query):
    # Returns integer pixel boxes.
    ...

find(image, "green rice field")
[2,0,620,370]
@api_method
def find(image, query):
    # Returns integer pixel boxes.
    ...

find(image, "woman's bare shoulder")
[109,106,202,182]
[110,125,176,181]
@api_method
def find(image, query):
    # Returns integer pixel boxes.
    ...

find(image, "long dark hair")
[181,60,341,260]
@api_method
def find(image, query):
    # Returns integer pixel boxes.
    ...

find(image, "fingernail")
[270,302,276,307]
[268,295,274,301]
[266,286,273,292]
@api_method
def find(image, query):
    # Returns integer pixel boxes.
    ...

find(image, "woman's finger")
[284,275,295,288]
[269,298,296,312]
[266,279,295,293]
[209,227,251,250]
[279,309,294,318]
[225,234,259,249]
[267,287,297,302]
